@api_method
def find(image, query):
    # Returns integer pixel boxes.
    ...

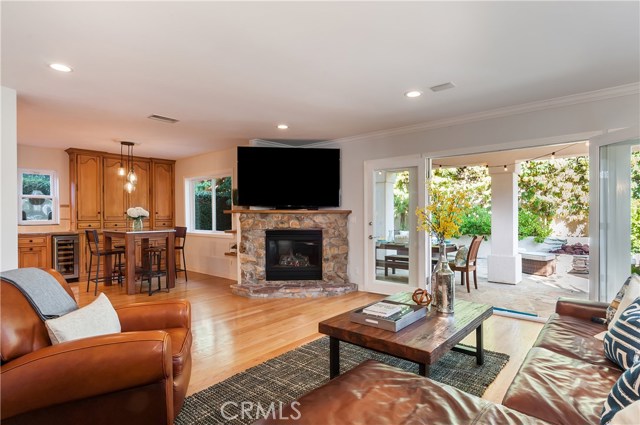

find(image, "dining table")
[102,229,176,295]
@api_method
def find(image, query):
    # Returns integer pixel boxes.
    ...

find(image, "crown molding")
[332,82,640,145]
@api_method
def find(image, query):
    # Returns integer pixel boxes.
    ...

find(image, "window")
[18,169,59,225]
[186,174,232,232]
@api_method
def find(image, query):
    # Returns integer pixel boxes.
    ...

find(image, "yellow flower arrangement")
[416,182,470,244]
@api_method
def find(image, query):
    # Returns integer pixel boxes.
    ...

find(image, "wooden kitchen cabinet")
[128,160,151,213]
[18,235,51,269]
[103,156,127,223]
[73,153,102,224]
[67,148,175,280]
[152,160,174,228]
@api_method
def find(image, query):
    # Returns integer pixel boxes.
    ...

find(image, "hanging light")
[503,164,508,171]
[551,152,556,160]
[118,142,126,176]
[120,141,136,193]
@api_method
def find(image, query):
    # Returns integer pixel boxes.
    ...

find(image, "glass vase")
[434,242,455,314]
[132,218,143,231]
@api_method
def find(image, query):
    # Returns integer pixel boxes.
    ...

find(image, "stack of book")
[351,300,427,332]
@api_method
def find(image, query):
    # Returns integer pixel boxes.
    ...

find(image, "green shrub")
[518,209,552,243]
[459,206,491,236]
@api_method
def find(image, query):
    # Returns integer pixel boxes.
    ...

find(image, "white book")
[362,302,403,318]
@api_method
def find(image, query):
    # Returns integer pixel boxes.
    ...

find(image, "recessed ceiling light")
[49,63,73,73]
[277,124,289,130]
[404,90,422,98]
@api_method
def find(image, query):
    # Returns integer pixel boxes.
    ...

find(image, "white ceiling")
[2,1,639,159]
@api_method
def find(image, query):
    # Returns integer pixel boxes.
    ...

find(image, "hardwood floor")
[73,271,543,403]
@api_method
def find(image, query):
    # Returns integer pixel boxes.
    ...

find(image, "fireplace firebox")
[265,229,323,281]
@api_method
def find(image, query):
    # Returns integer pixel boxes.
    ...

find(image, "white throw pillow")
[610,399,640,425]
[594,331,607,341]
[609,275,640,330]
[45,293,121,344]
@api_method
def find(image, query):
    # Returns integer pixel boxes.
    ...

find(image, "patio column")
[487,164,522,284]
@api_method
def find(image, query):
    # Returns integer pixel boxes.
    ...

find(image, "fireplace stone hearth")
[228,209,356,298]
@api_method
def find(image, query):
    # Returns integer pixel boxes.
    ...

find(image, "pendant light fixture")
[118,143,126,176]
[120,141,136,193]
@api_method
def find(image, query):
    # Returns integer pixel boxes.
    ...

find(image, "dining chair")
[174,226,188,282]
[449,235,483,293]
[85,229,125,295]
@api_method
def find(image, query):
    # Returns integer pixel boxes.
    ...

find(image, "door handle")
[368,235,374,239]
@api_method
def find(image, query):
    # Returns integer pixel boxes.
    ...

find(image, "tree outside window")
[19,169,58,225]
[190,175,232,232]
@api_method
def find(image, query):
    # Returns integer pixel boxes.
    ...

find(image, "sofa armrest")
[116,299,191,332]
[1,331,172,420]
[555,297,608,320]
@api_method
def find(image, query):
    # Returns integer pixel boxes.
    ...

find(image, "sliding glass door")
[590,128,640,302]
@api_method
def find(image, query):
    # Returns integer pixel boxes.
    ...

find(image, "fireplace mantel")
[228,209,356,298]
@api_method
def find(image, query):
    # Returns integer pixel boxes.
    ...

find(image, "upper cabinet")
[102,156,127,223]
[67,148,174,231]
[73,153,102,225]
[152,160,174,228]
[128,160,151,214]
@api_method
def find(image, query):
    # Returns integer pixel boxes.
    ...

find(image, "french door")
[589,127,640,302]
[363,155,427,294]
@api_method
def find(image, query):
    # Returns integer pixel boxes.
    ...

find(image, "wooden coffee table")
[318,294,492,378]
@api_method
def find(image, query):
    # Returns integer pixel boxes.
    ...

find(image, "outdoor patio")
[454,254,588,318]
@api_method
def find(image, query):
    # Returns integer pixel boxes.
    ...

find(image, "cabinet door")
[153,162,174,222]
[77,154,102,222]
[128,160,151,213]
[103,157,127,222]
[19,246,48,268]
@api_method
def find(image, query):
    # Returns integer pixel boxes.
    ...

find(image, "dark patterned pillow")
[601,362,640,424]
[606,276,633,323]
[603,297,640,370]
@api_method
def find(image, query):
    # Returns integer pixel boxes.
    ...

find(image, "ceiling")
[2,1,639,159]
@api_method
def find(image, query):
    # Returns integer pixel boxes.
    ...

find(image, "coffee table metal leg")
[419,363,429,377]
[329,337,340,379]
[476,323,484,365]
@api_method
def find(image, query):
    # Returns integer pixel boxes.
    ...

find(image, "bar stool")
[85,230,125,296]
[140,247,168,296]
[174,226,188,282]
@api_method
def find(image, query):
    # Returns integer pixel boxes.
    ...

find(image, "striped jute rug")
[176,336,509,424]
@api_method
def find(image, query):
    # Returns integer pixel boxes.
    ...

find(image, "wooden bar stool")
[174,226,188,282]
[140,247,168,296]
[85,230,125,296]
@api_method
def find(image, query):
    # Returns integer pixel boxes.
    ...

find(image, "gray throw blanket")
[1,268,78,320]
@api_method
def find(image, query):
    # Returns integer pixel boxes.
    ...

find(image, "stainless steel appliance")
[52,234,79,281]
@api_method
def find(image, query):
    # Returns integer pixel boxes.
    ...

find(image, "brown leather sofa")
[1,269,192,425]
[257,298,616,425]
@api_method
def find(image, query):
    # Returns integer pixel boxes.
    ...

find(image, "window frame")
[185,170,233,235]
[18,168,59,225]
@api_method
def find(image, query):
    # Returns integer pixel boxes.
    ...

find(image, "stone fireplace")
[265,229,323,281]
[229,209,357,298]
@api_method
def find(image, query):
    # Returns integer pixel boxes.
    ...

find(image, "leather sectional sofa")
[1,269,192,425]
[257,297,616,424]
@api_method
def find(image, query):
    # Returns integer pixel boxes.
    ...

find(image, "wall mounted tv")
[237,146,341,209]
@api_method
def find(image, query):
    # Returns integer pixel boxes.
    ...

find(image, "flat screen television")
[237,146,341,209]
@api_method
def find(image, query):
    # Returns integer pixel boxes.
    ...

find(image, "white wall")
[336,93,640,286]
[1,87,18,271]
[17,145,71,232]
[174,147,237,280]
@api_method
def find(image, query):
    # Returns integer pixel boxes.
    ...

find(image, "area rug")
[176,336,509,424]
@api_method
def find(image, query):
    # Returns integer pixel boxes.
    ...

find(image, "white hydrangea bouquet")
[126,207,149,230]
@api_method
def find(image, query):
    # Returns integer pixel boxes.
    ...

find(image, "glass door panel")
[598,138,640,302]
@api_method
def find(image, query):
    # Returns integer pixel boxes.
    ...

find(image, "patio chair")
[449,235,482,293]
